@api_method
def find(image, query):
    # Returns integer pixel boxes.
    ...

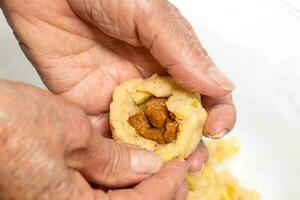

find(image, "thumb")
[67,0,234,97]
[66,135,162,188]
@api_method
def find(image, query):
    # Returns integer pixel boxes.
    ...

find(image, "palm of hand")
[7,0,164,117]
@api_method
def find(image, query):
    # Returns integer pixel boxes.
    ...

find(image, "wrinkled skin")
[0,0,236,198]
[0,0,236,138]
[0,80,189,199]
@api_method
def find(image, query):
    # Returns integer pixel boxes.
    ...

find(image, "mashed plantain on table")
[186,139,260,200]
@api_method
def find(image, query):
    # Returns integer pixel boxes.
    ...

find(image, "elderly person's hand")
[0,0,236,172]
[0,80,191,199]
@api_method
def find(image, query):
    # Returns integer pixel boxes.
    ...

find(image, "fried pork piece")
[128,97,178,144]
[164,120,178,143]
[144,98,168,129]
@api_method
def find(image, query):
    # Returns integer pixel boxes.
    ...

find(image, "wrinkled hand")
[0,80,191,200]
[1,0,236,172]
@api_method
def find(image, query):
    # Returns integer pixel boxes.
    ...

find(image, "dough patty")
[109,74,207,161]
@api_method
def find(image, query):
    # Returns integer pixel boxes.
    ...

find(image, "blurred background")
[1,0,299,199]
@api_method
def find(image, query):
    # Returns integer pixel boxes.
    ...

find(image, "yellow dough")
[109,74,207,161]
[186,139,260,200]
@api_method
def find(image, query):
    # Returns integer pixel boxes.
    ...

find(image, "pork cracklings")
[109,74,207,161]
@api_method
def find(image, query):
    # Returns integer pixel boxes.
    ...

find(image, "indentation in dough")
[128,97,178,144]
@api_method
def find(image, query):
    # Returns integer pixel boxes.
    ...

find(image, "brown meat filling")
[128,97,179,144]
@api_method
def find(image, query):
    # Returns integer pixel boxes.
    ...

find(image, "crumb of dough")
[206,139,240,163]
[128,97,179,144]
[186,139,260,200]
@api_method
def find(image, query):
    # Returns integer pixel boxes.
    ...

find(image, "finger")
[185,140,209,173]
[88,113,111,138]
[68,169,103,199]
[66,134,163,188]
[174,181,189,200]
[107,160,188,200]
[135,160,187,199]
[67,0,235,97]
[202,94,237,139]
[136,1,235,97]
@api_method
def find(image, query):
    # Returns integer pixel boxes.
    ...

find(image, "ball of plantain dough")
[109,74,207,161]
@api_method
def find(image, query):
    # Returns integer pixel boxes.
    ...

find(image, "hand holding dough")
[110,74,207,161]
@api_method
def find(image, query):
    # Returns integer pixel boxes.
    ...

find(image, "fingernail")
[200,163,205,171]
[130,149,162,174]
[207,129,229,139]
[207,66,235,91]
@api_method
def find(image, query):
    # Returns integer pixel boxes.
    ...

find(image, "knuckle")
[87,0,141,44]
[135,0,167,21]
[84,0,115,34]
[71,139,132,187]
[89,0,115,28]
[102,143,128,176]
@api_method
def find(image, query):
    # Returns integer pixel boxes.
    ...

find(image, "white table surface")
[1,0,300,199]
